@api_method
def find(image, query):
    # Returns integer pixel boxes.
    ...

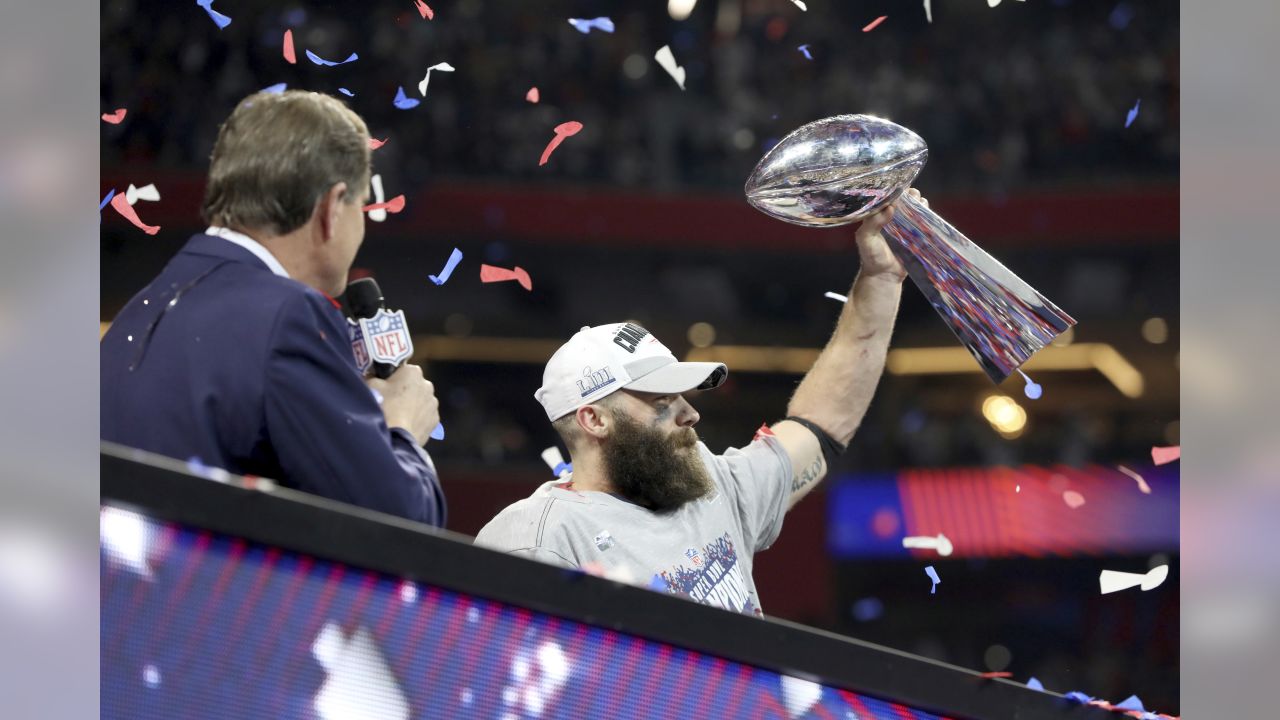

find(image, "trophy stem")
[881,192,1076,384]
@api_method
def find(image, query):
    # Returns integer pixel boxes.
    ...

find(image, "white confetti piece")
[824,291,848,303]
[125,183,160,205]
[654,45,686,90]
[418,62,456,97]
[1099,564,1168,594]
[790,0,807,10]
[923,0,932,22]
[368,174,387,222]
[902,533,953,557]
[1117,464,1152,494]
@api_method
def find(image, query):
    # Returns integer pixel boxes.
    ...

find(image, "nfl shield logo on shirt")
[685,548,702,567]
[347,318,372,374]
[358,308,414,366]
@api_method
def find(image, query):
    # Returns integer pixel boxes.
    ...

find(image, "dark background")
[101,0,1178,712]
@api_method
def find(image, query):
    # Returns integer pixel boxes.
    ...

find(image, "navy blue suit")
[101,233,446,526]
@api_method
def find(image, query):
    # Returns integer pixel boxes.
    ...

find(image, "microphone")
[340,277,414,380]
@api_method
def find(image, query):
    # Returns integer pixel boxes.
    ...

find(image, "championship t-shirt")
[474,435,793,616]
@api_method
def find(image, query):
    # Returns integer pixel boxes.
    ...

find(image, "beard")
[603,411,714,513]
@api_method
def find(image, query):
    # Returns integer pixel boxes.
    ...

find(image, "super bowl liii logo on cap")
[577,367,616,398]
[611,322,650,353]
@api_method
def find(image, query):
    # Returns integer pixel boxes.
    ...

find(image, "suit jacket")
[101,233,446,526]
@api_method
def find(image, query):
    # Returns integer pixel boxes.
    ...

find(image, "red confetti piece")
[862,15,887,32]
[283,29,296,64]
[414,0,433,19]
[102,108,127,124]
[368,137,388,150]
[539,121,583,166]
[109,192,160,235]
[1117,465,1151,494]
[479,264,532,291]
[1062,490,1086,509]
[979,672,1013,679]
[753,423,775,441]
[362,195,406,214]
[526,87,540,103]
[1151,445,1180,465]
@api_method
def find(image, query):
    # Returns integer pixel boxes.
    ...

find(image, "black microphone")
[341,277,409,380]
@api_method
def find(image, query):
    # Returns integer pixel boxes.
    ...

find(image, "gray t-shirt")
[474,435,793,616]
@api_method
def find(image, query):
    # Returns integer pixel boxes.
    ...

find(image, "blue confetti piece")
[1126,98,1141,128]
[430,423,445,440]
[195,0,232,29]
[1064,691,1093,704]
[1026,677,1044,691]
[261,83,288,94]
[393,86,420,110]
[338,88,355,97]
[305,50,359,67]
[428,248,463,285]
[552,462,572,477]
[100,189,116,223]
[568,17,614,34]
[1017,368,1042,399]
[648,574,669,591]
[798,44,813,60]
[925,565,941,594]
[1115,695,1145,712]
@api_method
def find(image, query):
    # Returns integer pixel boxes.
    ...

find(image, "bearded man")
[474,191,923,616]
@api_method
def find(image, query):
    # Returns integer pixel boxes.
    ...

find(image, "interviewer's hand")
[367,364,439,445]
[854,188,928,283]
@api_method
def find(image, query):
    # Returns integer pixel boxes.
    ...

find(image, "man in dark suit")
[101,90,445,526]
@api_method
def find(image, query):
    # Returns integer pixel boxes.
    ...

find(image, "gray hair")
[201,90,371,235]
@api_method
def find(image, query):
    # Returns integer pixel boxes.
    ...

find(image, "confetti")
[479,264,533,291]
[824,291,848,303]
[1098,564,1168,594]
[979,672,1013,679]
[1016,368,1042,399]
[539,120,584,166]
[1126,99,1141,128]
[362,195,406,214]
[367,174,388,222]
[862,16,887,32]
[414,0,434,20]
[924,0,932,23]
[1117,464,1151,494]
[1151,445,1179,465]
[902,533,953,557]
[428,248,463,285]
[393,86,419,109]
[125,183,161,205]
[1115,695,1145,712]
[798,44,813,60]
[1064,691,1094,704]
[1062,490,1086,509]
[110,193,161,235]
[526,87,540,103]
[283,29,296,64]
[100,189,116,223]
[791,0,807,10]
[101,108,127,124]
[305,50,359,67]
[542,446,571,477]
[430,423,445,441]
[338,88,355,97]
[1026,677,1045,691]
[594,531,615,552]
[568,17,615,34]
[924,565,941,594]
[196,0,232,29]
[648,574,668,591]
[368,137,387,150]
[417,62,456,97]
[654,45,686,90]
[262,83,288,94]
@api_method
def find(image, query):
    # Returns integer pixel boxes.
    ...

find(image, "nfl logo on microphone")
[357,308,415,366]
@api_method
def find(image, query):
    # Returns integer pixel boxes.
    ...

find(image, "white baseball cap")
[535,323,728,421]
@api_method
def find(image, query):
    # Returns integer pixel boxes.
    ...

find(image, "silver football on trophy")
[744,115,927,227]
[744,114,1076,384]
